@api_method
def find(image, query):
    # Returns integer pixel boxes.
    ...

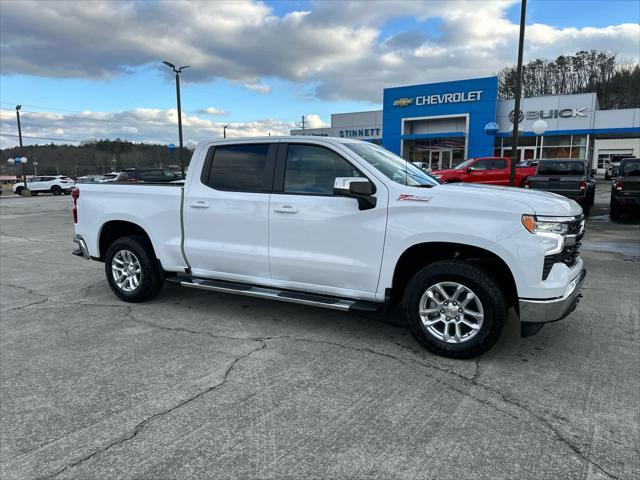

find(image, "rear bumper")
[519,269,586,326]
[72,234,90,259]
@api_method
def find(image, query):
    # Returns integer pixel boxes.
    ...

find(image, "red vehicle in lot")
[432,157,536,187]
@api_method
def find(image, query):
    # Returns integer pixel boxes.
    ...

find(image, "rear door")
[183,142,277,281]
[487,158,509,185]
[268,142,387,298]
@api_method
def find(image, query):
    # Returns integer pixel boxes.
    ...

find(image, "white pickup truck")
[72,137,586,358]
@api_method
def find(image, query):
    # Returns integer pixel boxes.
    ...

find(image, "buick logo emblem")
[509,109,524,123]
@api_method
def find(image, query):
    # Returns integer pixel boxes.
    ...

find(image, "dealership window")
[403,137,465,170]
[497,134,588,161]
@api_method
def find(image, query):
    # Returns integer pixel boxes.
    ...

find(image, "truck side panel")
[74,184,187,272]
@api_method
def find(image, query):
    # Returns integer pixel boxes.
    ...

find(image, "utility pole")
[163,61,190,179]
[301,115,306,130]
[16,105,27,188]
[510,0,527,186]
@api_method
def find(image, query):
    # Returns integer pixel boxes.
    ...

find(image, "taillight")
[615,181,624,191]
[578,181,587,191]
[71,188,79,224]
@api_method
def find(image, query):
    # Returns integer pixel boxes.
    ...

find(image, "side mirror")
[334,177,376,210]
[467,167,475,173]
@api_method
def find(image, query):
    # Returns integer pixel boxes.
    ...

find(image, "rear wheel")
[51,186,62,196]
[15,187,23,195]
[581,200,591,217]
[402,260,507,359]
[105,236,164,302]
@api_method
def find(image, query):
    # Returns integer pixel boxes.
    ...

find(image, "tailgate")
[527,176,585,197]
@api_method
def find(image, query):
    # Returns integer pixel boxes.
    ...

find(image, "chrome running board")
[175,277,380,312]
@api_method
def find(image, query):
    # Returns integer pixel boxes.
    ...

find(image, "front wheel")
[402,260,507,359]
[105,236,164,302]
[51,186,62,195]
[14,187,23,196]
[610,200,621,220]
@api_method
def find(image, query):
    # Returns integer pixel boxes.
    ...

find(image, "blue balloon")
[167,143,176,150]
[484,122,499,135]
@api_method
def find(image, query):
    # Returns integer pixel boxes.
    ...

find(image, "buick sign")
[510,107,587,122]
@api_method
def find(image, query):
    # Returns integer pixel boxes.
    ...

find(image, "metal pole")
[16,106,27,188]
[510,0,527,187]
[223,125,227,138]
[175,72,185,179]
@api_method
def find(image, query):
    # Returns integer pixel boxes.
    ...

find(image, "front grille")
[541,215,584,280]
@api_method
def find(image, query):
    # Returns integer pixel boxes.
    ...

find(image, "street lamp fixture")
[163,61,190,179]
[223,124,228,139]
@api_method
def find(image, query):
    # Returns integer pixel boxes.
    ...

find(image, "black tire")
[30,191,38,196]
[105,236,164,302]
[581,200,590,217]
[64,190,71,195]
[51,186,62,195]
[610,199,621,220]
[402,260,507,359]
[15,187,23,196]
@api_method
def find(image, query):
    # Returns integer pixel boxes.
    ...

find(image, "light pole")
[15,105,27,188]
[509,0,527,187]
[163,61,190,179]
[223,124,228,139]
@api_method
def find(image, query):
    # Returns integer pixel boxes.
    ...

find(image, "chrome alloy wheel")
[111,249,142,292]
[419,282,484,343]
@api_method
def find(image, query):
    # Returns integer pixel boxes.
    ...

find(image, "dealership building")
[291,76,640,173]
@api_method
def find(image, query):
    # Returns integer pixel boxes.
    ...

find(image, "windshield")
[346,143,439,187]
[620,159,640,176]
[455,159,475,170]
[537,160,585,176]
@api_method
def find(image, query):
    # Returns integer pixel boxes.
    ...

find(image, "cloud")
[0,0,638,104]
[242,82,272,94]
[0,108,294,148]
[304,114,328,128]
[197,107,229,116]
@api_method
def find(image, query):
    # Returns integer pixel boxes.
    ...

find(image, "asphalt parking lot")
[1,182,638,480]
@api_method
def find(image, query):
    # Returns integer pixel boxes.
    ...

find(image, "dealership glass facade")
[494,134,590,161]
[402,137,465,169]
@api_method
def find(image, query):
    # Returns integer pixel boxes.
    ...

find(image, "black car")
[119,168,181,183]
[525,159,596,216]
[610,158,640,220]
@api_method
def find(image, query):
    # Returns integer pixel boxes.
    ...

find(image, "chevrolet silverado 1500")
[72,137,586,358]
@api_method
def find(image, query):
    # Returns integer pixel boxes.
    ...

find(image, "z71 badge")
[397,194,432,202]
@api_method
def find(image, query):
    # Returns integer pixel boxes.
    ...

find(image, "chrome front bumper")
[72,234,90,260]
[519,269,586,328]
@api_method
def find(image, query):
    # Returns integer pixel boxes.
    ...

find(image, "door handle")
[274,205,299,214]
[189,201,210,209]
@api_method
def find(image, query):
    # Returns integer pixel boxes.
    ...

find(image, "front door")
[183,142,276,281]
[269,143,387,298]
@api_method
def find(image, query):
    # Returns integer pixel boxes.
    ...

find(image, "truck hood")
[436,182,583,216]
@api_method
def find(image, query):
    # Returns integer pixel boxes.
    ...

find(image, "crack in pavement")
[37,340,268,480]
[0,230,35,242]
[0,282,52,313]
[22,309,622,480]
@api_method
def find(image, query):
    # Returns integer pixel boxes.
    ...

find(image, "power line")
[0,133,81,143]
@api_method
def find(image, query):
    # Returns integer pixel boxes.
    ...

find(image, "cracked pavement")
[1,184,639,479]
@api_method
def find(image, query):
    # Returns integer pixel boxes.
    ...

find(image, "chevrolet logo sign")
[393,97,414,107]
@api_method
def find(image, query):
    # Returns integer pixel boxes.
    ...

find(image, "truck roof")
[201,136,366,145]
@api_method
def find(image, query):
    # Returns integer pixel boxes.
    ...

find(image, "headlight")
[521,215,572,235]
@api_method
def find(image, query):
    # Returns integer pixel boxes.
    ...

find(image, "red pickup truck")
[432,157,536,187]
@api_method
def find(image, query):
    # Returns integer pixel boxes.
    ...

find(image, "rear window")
[620,160,640,177]
[537,161,585,176]
[205,144,273,192]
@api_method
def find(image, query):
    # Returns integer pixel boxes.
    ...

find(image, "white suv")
[13,176,74,196]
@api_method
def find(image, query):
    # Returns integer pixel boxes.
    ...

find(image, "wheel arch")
[98,220,156,262]
[390,242,519,311]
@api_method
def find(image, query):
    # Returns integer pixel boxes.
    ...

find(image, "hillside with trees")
[498,50,640,109]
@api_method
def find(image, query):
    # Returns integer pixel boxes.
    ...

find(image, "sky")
[0,0,638,148]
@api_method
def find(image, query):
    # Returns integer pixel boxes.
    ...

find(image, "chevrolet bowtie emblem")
[393,97,414,107]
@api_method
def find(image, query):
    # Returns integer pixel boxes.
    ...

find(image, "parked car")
[72,137,586,359]
[13,175,74,196]
[432,157,536,186]
[524,159,596,216]
[605,155,635,180]
[610,158,640,220]
[96,172,124,183]
[76,175,104,184]
[118,168,181,183]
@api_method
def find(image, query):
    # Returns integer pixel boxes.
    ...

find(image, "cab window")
[283,144,362,195]
[471,160,487,170]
